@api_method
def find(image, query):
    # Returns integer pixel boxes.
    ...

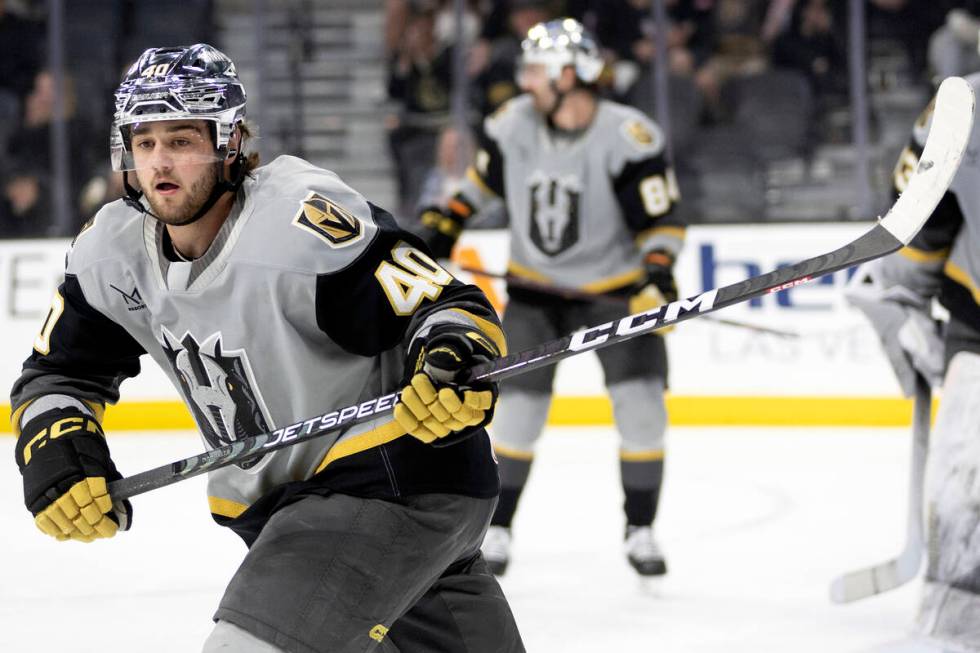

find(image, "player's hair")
[237,121,260,176]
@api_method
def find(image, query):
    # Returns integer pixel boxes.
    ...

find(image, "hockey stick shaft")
[455,264,800,338]
[829,375,931,603]
[107,76,973,502]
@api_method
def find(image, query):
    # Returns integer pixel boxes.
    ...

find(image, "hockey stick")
[829,373,932,603]
[453,263,800,338]
[108,76,973,503]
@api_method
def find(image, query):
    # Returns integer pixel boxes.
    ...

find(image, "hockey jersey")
[887,73,980,350]
[459,95,684,293]
[10,155,505,543]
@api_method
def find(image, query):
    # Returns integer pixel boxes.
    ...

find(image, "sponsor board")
[0,226,906,430]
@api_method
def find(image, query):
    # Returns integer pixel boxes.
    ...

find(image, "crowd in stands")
[382,0,978,223]
[0,0,210,240]
[5,1,980,238]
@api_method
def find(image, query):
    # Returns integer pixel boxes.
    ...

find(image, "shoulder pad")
[65,200,144,275]
[239,155,383,274]
[484,95,535,144]
[607,103,666,158]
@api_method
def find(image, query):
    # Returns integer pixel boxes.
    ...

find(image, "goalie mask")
[110,43,246,172]
[518,18,603,87]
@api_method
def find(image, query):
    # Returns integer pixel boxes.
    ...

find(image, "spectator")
[928,4,980,82]
[387,1,455,219]
[694,0,772,119]
[471,0,555,114]
[771,0,847,100]
[5,70,105,234]
[594,0,714,96]
[416,125,472,211]
[432,0,484,50]
[0,164,50,239]
[867,0,948,81]
[0,0,44,149]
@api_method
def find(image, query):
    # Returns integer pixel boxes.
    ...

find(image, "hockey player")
[419,18,684,576]
[848,77,980,652]
[10,44,524,653]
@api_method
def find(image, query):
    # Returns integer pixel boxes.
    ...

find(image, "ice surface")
[0,426,922,652]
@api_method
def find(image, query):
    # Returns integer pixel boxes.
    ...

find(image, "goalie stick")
[829,374,932,603]
[452,263,800,338]
[108,76,974,503]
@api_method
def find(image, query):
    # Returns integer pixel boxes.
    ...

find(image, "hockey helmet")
[519,18,603,86]
[110,44,246,172]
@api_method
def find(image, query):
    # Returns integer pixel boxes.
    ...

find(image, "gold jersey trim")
[447,308,508,356]
[466,167,496,198]
[314,419,406,475]
[581,268,645,293]
[634,225,687,247]
[944,260,980,304]
[619,448,665,462]
[208,495,249,519]
[900,246,950,264]
[506,260,551,283]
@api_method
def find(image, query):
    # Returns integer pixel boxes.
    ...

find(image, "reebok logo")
[110,284,147,311]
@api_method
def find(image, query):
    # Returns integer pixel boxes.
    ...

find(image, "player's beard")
[531,90,558,115]
[145,163,221,226]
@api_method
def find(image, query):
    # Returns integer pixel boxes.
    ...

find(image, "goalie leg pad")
[924,351,980,593]
[917,581,980,650]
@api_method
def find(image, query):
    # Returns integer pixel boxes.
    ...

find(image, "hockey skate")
[481,526,511,576]
[625,525,667,576]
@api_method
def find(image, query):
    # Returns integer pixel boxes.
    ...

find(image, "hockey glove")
[419,205,463,260]
[846,261,945,396]
[395,327,500,447]
[630,249,678,319]
[15,407,132,542]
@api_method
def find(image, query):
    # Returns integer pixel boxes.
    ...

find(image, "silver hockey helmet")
[110,44,246,171]
[520,18,604,85]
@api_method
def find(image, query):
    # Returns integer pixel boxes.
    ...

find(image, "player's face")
[130,120,223,225]
[518,63,559,114]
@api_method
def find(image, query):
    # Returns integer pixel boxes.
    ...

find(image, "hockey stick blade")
[829,375,932,603]
[107,76,972,503]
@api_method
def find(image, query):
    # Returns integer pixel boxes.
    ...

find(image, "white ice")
[0,426,922,652]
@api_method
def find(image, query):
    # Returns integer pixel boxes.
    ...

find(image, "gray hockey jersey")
[459,95,684,292]
[10,155,505,542]
[886,73,980,347]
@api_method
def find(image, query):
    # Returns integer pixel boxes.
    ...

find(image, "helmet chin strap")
[123,150,246,226]
[546,79,569,124]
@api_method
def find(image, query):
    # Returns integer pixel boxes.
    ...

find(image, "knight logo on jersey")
[528,172,581,256]
[622,119,662,152]
[293,191,363,248]
[160,328,274,470]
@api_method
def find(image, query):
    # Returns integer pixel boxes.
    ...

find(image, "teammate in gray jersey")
[848,75,980,652]
[9,44,524,653]
[420,18,685,577]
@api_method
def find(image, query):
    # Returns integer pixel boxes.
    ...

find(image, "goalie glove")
[395,327,500,447]
[630,249,678,317]
[846,261,945,396]
[15,407,132,542]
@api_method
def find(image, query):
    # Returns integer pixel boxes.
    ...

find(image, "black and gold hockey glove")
[395,327,500,447]
[418,206,461,260]
[629,249,678,315]
[15,407,132,542]
[418,196,474,260]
